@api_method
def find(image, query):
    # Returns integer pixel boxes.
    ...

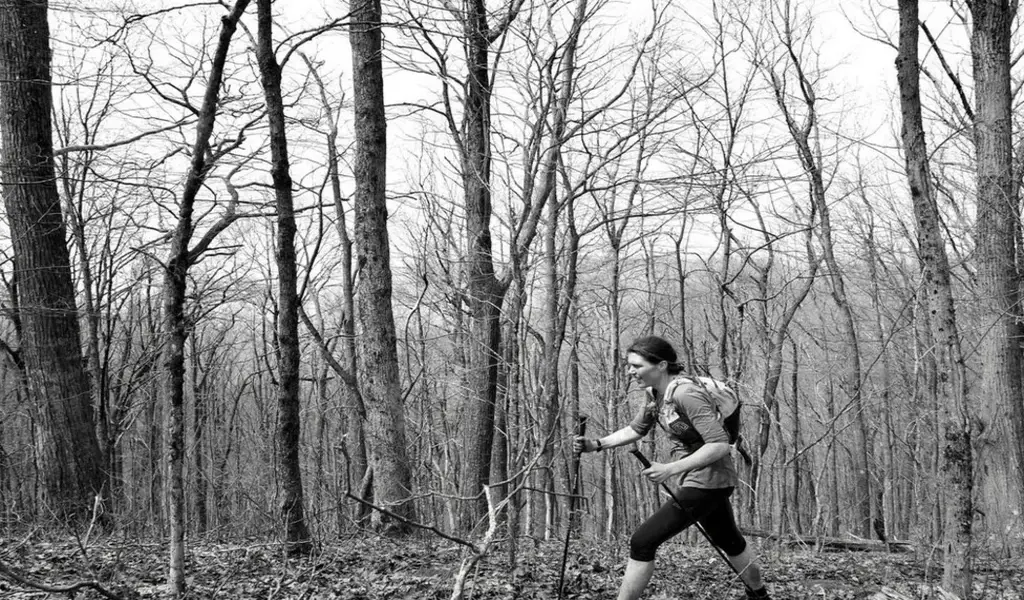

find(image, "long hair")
[626,336,683,375]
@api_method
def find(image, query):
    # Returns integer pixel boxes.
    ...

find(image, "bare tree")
[896,0,973,594]
[301,55,371,527]
[759,0,873,537]
[0,0,106,521]
[350,0,416,529]
[254,0,314,554]
[451,0,525,532]
[158,1,251,594]
[524,0,588,541]
[968,0,1024,541]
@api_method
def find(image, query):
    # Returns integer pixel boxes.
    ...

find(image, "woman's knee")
[719,535,747,557]
[629,529,659,562]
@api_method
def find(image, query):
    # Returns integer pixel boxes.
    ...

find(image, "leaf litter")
[0,532,1021,599]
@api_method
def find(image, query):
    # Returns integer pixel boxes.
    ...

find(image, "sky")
[41,0,974,262]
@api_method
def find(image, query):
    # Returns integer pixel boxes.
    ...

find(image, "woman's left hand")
[642,461,681,484]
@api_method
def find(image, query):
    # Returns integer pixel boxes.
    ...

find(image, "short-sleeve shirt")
[629,380,737,491]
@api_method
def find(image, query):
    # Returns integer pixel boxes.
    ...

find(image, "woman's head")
[625,336,682,385]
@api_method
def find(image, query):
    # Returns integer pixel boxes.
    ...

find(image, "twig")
[0,558,124,600]
[82,493,105,552]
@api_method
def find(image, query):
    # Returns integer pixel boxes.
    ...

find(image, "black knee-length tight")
[629,486,746,562]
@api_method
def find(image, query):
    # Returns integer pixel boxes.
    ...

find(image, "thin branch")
[298,305,358,390]
[920,21,974,121]
[279,17,350,69]
[53,119,197,156]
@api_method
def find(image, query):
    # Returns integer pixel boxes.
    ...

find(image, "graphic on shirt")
[659,403,689,435]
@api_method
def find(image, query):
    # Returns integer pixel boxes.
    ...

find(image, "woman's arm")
[574,425,643,454]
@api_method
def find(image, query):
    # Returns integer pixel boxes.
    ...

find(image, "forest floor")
[0,531,1022,599]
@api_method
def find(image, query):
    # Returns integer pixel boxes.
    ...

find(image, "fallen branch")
[343,491,476,550]
[0,558,124,600]
[742,530,914,553]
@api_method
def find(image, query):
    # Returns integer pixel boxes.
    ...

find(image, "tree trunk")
[190,336,208,534]
[896,1,973,594]
[349,0,415,530]
[0,0,106,522]
[456,0,510,532]
[862,199,892,542]
[255,0,313,555]
[790,339,803,535]
[603,240,624,538]
[826,378,839,537]
[162,260,189,597]
[161,1,250,594]
[969,0,1024,542]
[535,0,586,540]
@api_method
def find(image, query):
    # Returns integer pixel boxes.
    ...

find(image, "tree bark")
[349,0,415,530]
[255,0,313,555]
[896,1,973,594]
[968,0,1024,541]
[189,335,208,534]
[0,0,106,521]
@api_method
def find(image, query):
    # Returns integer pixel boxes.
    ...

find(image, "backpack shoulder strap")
[664,376,703,412]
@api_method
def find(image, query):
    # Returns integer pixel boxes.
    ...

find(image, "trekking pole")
[557,414,587,600]
[629,447,752,592]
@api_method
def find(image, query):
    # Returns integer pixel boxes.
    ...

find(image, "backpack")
[661,375,741,445]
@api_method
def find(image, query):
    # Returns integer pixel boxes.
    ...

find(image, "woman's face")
[626,352,665,387]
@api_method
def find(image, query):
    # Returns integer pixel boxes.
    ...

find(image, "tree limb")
[488,0,527,43]
[0,559,123,600]
[297,305,358,390]
[919,21,974,122]
[53,119,197,156]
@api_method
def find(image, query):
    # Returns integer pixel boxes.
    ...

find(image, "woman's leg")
[618,559,656,600]
[724,545,764,591]
[620,490,715,599]
[698,491,770,597]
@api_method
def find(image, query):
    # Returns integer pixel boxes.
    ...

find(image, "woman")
[574,336,770,600]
